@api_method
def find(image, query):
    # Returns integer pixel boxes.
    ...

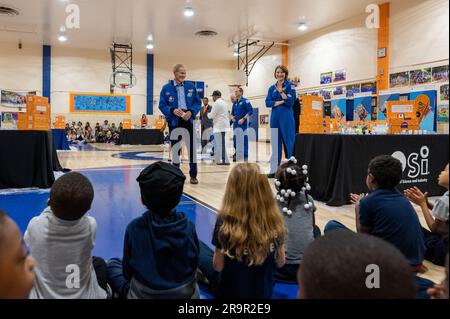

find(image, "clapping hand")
[350,193,366,206]
[404,187,428,206]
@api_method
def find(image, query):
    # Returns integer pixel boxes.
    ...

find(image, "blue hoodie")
[122,210,199,290]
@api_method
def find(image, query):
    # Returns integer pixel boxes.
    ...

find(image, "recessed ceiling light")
[184,7,194,17]
[147,34,153,41]
[233,51,239,57]
[58,35,67,42]
[298,23,308,31]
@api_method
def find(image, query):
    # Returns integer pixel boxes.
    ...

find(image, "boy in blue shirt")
[106,162,200,299]
[325,155,425,269]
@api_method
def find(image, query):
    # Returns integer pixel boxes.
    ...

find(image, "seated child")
[106,162,200,299]
[297,230,416,299]
[24,173,108,299]
[404,164,449,266]
[273,158,320,283]
[0,210,35,299]
[324,155,425,269]
[198,163,286,299]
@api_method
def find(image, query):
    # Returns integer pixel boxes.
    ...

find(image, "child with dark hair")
[273,157,320,283]
[325,155,425,269]
[298,230,416,299]
[106,162,200,299]
[0,210,35,299]
[405,164,449,266]
[24,173,108,299]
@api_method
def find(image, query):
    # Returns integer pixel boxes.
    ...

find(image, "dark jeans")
[93,256,108,292]
[422,227,448,266]
[198,241,221,297]
[169,120,197,178]
[214,132,229,164]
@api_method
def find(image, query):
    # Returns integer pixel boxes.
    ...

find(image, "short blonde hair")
[173,64,185,73]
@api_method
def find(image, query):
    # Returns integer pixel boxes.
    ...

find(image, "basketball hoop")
[119,83,129,94]
[110,71,136,94]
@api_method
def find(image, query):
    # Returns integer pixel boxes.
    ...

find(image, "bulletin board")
[70,93,130,114]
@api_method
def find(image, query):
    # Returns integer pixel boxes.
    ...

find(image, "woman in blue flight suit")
[265,65,297,177]
[231,87,253,162]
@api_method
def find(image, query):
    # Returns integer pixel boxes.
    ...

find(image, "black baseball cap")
[211,90,222,97]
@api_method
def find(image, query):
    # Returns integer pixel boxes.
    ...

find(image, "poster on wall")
[432,65,449,82]
[320,72,332,84]
[0,90,37,109]
[389,72,409,88]
[440,84,449,101]
[409,90,437,132]
[353,95,372,121]
[333,86,345,96]
[409,68,432,86]
[0,112,18,129]
[70,93,131,114]
[319,90,332,100]
[378,93,400,120]
[361,82,377,94]
[346,84,361,97]
[333,69,346,82]
[330,98,346,122]
[437,103,449,123]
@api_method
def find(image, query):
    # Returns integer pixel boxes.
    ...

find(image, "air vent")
[195,30,218,38]
[0,5,19,16]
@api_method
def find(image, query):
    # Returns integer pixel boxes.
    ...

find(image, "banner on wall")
[0,90,37,109]
[70,93,131,114]
[409,90,437,132]
[353,94,372,121]
[330,97,346,122]
[378,93,401,120]
[0,112,18,129]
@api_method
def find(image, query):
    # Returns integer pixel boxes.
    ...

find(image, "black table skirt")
[119,129,164,145]
[51,129,70,150]
[0,130,62,189]
[294,134,449,206]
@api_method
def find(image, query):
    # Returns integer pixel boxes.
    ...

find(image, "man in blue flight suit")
[231,87,253,162]
[159,64,201,184]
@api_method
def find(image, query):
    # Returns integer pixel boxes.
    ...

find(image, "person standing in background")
[208,91,230,165]
[231,87,253,162]
[200,97,214,156]
[140,114,148,128]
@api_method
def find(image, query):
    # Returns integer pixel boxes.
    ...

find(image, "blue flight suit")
[231,97,253,161]
[159,80,201,178]
[265,80,297,174]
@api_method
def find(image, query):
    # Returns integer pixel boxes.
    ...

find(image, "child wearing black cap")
[106,162,200,299]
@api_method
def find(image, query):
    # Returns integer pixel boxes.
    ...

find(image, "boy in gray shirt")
[24,173,108,299]
[405,164,449,266]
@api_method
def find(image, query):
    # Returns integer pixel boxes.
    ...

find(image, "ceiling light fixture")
[298,22,308,31]
[184,6,194,17]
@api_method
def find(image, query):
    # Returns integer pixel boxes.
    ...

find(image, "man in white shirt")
[208,90,230,165]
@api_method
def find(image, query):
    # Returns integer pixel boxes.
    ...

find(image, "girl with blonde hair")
[198,163,286,299]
